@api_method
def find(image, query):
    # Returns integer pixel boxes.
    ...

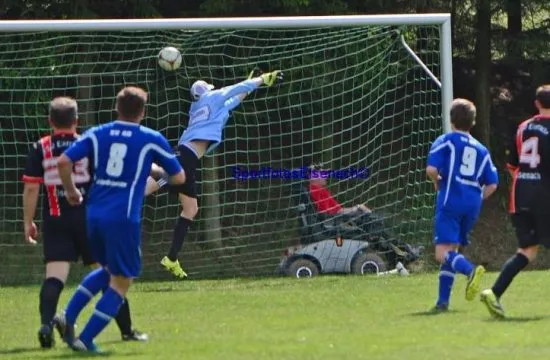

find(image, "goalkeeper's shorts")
[168,144,199,198]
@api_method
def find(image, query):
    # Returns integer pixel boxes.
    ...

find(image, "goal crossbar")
[0,14,451,31]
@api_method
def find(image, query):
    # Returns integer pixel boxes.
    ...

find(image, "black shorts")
[511,210,550,248]
[169,144,199,198]
[42,212,94,265]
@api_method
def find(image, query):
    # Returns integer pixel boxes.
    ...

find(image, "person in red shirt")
[308,169,371,217]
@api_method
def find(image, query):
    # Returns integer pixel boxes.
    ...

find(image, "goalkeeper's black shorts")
[42,211,94,265]
[168,144,199,198]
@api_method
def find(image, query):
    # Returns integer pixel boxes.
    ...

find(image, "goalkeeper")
[148,69,283,278]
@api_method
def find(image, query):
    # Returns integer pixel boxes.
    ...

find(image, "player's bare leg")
[481,246,537,318]
[161,194,197,278]
[38,261,70,348]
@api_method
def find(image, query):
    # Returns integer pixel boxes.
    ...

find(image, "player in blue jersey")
[147,69,283,278]
[426,98,498,312]
[56,86,185,353]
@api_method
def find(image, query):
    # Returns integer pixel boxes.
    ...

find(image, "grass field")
[1,271,550,359]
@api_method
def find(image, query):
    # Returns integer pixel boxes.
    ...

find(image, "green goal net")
[0,21,446,284]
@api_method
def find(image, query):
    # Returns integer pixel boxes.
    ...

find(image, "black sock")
[492,253,529,298]
[115,298,132,335]
[168,216,192,261]
[39,277,64,326]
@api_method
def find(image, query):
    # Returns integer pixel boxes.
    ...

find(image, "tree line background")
[1,0,550,284]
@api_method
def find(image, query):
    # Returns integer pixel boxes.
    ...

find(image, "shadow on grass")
[483,315,547,323]
[408,309,463,316]
[139,286,194,293]
[49,350,139,358]
[0,347,45,356]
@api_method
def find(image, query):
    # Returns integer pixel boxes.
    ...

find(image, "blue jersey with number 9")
[64,120,182,222]
[427,131,498,213]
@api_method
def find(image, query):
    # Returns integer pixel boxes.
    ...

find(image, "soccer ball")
[158,47,182,71]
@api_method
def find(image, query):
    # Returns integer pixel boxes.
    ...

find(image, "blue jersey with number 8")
[64,120,182,222]
[427,131,498,213]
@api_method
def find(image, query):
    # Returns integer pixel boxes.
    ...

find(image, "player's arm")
[426,166,440,191]
[505,134,519,178]
[58,133,93,205]
[23,183,40,245]
[219,69,284,101]
[426,137,447,191]
[22,143,43,245]
[57,154,82,205]
[480,153,499,200]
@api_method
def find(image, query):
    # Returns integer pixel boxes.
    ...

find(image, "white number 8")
[106,143,127,177]
[460,146,477,176]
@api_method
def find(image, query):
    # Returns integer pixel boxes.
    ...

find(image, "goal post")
[0,15,452,284]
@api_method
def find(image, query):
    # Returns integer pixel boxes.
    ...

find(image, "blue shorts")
[86,215,142,278]
[433,209,479,247]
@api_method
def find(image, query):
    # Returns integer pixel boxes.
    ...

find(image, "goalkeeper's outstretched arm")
[220,70,284,102]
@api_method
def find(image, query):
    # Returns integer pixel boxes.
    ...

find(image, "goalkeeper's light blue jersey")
[64,120,182,222]
[178,79,259,155]
[427,131,498,213]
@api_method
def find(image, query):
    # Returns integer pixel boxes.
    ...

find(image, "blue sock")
[445,251,474,276]
[437,263,456,306]
[79,287,124,347]
[65,268,110,325]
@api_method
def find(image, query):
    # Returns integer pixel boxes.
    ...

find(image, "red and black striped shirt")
[22,131,92,219]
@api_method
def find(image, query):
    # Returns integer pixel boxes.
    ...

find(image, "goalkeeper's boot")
[465,265,486,301]
[122,329,149,342]
[480,289,506,319]
[161,256,188,279]
[71,338,101,354]
[38,324,54,349]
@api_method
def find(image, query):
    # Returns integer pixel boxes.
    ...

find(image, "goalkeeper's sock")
[167,216,192,261]
[492,253,529,298]
[65,267,110,325]
[39,277,64,326]
[79,287,124,347]
[436,263,455,306]
[114,298,132,336]
[445,251,474,276]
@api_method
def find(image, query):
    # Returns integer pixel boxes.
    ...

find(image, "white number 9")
[460,146,477,176]
[106,143,127,177]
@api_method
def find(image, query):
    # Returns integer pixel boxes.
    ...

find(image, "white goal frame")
[0,14,453,133]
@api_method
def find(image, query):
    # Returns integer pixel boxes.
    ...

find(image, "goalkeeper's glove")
[261,70,284,87]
